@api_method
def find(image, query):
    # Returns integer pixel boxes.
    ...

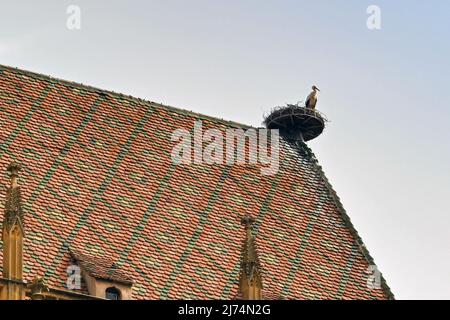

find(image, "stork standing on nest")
[305,85,320,110]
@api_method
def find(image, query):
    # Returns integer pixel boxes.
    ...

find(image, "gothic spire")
[239,215,263,300]
[4,162,24,230]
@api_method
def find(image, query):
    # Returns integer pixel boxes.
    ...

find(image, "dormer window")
[68,249,133,300]
[105,287,121,300]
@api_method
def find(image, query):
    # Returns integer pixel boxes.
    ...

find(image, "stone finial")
[240,215,258,267]
[241,215,255,228]
[4,162,24,229]
[239,214,263,300]
[28,277,49,300]
[7,162,21,188]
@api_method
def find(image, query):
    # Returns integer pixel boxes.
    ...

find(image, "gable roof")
[0,64,393,299]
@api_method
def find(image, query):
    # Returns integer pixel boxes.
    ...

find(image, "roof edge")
[0,64,254,130]
[295,141,395,300]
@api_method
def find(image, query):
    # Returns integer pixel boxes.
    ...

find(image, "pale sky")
[1,0,449,299]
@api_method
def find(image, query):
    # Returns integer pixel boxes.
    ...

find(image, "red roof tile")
[0,65,393,299]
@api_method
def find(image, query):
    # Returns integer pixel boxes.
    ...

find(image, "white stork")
[305,85,320,109]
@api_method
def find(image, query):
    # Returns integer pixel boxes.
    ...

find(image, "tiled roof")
[0,64,393,299]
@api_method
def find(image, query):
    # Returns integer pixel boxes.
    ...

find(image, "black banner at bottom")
[0,300,444,319]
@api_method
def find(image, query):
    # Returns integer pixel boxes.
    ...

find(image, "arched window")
[105,287,121,300]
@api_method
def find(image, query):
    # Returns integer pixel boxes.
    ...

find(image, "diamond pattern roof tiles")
[0,65,393,299]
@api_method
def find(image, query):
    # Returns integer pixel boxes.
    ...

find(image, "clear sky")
[1,0,449,299]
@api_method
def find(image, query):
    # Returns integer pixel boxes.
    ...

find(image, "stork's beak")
[316,87,320,92]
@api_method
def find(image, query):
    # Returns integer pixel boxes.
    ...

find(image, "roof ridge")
[0,64,255,130]
[294,141,395,300]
